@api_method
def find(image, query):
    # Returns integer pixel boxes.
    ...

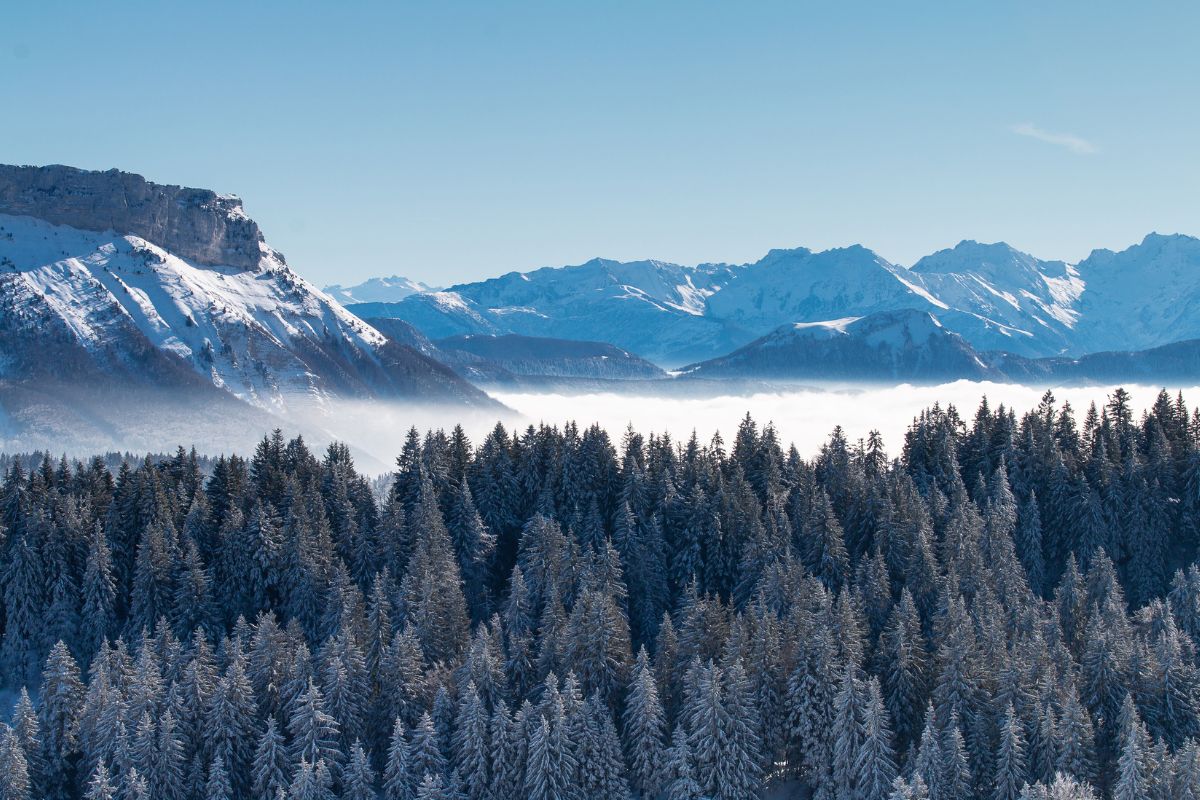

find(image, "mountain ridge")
[680,306,1200,385]
[354,232,1199,366]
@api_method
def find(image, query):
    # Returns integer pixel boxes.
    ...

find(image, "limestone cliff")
[0,164,269,270]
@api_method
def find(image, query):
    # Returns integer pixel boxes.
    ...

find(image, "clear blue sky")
[3,1,1198,286]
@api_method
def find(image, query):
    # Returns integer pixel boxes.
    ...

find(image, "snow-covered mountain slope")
[359,315,442,358]
[909,240,1083,356]
[354,291,506,340]
[324,275,434,304]
[680,309,1001,382]
[351,258,747,365]
[1070,233,1200,355]
[0,165,494,418]
[0,214,489,412]
[704,245,946,330]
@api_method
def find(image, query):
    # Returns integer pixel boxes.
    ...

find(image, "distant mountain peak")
[324,274,433,304]
[1139,231,1198,249]
[759,246,814,261]
[910,240,1039,274]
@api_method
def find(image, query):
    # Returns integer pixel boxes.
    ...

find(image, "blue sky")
[3,1,1197,286]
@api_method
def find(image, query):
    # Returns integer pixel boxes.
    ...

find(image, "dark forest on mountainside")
[1,388,1199,800]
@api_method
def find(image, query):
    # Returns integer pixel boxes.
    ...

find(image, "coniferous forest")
[3,389,1200,800]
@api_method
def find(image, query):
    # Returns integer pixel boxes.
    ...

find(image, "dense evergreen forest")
[2,388,1200,800]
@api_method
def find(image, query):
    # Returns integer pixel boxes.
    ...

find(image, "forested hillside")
[1,389,1200,799]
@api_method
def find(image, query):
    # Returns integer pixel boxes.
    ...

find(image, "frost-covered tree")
[343,741,377,800]
[83,763,116,800]
[857,677,898,800]
[286,678,342,772]
[623,646,667,797]
[205,754,233,800]
[453,682,489,800]
[382,719,414,800]
[993,703,1028,800]
[252,717,290,800]
[39,642,84,800]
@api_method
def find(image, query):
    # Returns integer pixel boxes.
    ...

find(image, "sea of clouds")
[313,382,1200,472]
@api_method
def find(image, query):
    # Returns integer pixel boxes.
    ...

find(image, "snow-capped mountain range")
[349,234,1200,367]
[3,161,1199,451]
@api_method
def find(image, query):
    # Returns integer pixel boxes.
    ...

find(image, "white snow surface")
[792,317,862,333]
[0,214,388,413]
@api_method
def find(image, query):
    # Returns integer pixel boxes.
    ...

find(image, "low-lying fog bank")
[309,382,1200,473]
[6,382,1196,474]
[489,381,1200,461]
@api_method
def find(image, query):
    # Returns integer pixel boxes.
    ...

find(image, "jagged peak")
[1079,231,1200,266]
[911,239,1039,273]
[1139,231,1199,248]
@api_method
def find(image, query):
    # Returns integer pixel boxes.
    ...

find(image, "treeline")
[0,451,219,479]
[1,388,1199,800]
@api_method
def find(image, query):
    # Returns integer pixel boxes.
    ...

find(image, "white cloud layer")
[486,382,1192,461]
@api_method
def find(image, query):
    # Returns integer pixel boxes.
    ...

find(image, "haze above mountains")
[2,164,1199,454]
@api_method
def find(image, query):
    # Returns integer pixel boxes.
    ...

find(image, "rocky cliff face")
[0,164,268,270]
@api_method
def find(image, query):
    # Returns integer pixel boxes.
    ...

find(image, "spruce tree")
[993,703,1028,800]
[206,653,258,796]
[414,772,450,800]
[286,678,342,772]
[453,682,490,800]
[205,754,233,800]
[342,741,377,800]
[1113,696,1150,800]
[80,524,117,657]
[832,664,864,800]
[577,694,629,800]
[857,677,898,800]
[39,642,84,800]
[84,763,116,800]
[9,689,43,798]
[252,717,290,800]
[151,710,185,800]
[524,716,564,800]
[718,659,763,800]
[623,646,668,797]
[382,719,414,800]
[2,531,46,684]
[0,724,31,800]
[664,724,702,800]
[409,712,446,784]
[940,716,973,800]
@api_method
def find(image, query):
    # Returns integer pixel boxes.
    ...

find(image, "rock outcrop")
[0,164,268,270]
